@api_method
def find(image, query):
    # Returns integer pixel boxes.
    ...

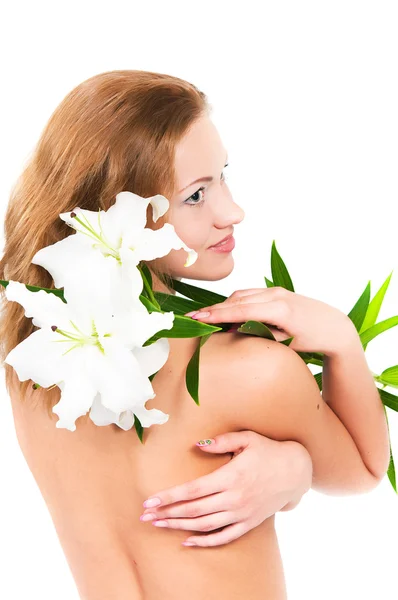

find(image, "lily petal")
[4,280,70,330]
[84,339,155,413]
[134,224,198,267]
[88,394,134,429]
[148,194,170,222]
[132,337,170,378]
[4,328,66,387]
[53,373,99,431]
[58,206,110,242]
[32,234,103,291]
[104,191,168,239]
[132,405,170,428]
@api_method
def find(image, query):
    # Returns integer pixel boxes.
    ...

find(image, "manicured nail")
[192,311,210,319]
[185,311,198,317]
[143,497,161,508]
[140,513,156,522]
[182,541,196,546]
[152,520,168,527]
[196,439,214,446]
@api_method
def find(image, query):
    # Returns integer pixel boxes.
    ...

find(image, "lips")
[209,233,233,248]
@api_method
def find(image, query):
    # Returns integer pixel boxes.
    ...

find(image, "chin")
[183,261,235,282]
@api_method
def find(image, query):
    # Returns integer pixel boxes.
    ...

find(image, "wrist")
[324,319,362,359]
[279,441,313,512]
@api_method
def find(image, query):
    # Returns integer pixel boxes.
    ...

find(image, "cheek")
[171,215,210,252]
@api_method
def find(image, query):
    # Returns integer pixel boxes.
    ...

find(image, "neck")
[150,272,178,295]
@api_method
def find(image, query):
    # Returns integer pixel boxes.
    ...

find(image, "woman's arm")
[228,337,389,495]
[278,440,313,511]
[140,430,314,547]
[321,335,390,480]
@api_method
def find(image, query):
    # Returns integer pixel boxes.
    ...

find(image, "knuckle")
[185,480,202,497]
[230,290,242,298]
[273,286,288,297]
[186,504,201,518]
[201,521,218,532]
[233,487,245,506]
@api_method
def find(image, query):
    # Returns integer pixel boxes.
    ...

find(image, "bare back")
[9,331,287,599]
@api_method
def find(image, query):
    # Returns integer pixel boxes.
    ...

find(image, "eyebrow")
[178,152,229,194]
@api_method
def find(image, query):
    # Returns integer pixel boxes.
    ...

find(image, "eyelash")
[184,164,229,207]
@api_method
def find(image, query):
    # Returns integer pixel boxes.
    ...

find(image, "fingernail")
[182,541,196,546]
[140,513,156,522]
[143,497,161,508]
[196,439,215,446]
[185,311,198,317]
[152,520,168,527]
[192,311,210,319]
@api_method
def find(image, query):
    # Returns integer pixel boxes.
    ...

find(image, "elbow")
[365,442,392,483]
[353,461,388,494]
[311,466,383,496]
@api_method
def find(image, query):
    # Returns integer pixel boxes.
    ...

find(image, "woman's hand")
[185,286,358,357]
[140,430,313,547]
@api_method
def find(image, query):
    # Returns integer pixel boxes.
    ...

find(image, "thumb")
[195,430,254,454]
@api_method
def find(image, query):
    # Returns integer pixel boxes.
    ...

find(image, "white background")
[1,1,397,598]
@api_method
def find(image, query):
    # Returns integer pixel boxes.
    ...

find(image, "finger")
[143,490,235,519]
[194,287,288,313]
[150,510,236,533]
[143,466,233,508]
[183,521,248,548]
[197,291,267,312]
[192,300,289,328]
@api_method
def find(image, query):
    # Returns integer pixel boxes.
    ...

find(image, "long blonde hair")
[0,69,210,418]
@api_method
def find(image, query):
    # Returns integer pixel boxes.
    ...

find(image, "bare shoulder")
[208,331,318,439]
[209,330,305,388]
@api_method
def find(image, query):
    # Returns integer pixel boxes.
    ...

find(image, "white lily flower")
[4,256,174,431]
[31,191,198,311]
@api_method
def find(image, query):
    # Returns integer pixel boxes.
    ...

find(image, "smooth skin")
[141,113,314,547]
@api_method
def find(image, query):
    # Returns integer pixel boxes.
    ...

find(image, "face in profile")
[148,115,245,285]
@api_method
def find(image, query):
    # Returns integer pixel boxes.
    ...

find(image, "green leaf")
[313,371,323,391]
[296,350,323,367]
[359,315,398,347]
[139,295,162,313]
[270,240,295,292]
[237,320,277,340]
[264,276,275,288]
[378,388,398,411]
[153,291,204,315]
[280,336,294,347]
[387,450,397,493]
[235,320,295,346]
[168,277,227,305]
[134,414,144,444]
[185,333,213,406]
[360,271,394,350]
[143,314,222,345]
[383,405,397,493]
[139,262,153,290]
[347,281,371,333]
[136,264,160,310]
[378,365,398,387]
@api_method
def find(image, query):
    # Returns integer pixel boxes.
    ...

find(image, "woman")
[1,70,389,599]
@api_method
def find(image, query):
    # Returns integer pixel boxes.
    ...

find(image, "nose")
[216,198,245,228]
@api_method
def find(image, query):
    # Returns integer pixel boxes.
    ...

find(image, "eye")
[183,164,229,207]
